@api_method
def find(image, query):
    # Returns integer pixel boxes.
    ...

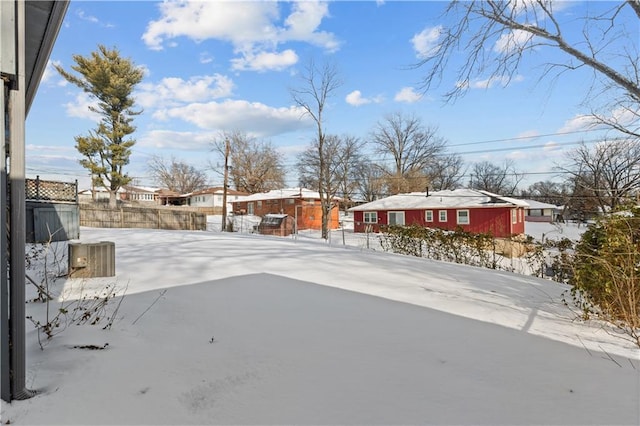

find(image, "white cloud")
[469,75,524,89]
[412,26,442,59]
[26,144,76,153]
[558,114,598,133]
[560,106,639,134]
[199,52,213,64]
[505,151,528,160]
[609,105,640,128]
[143,1,281,50]
[280,1,340,52]
[142,1,339,70]
[64,92,101,122]
[76,9,114,28]
[136,75,234,109]
[40,60,64,86]
[230,49,299,72]
[138,64,152,78]
[138,130,217,151]
[76,9,98,23]
[494,29,534,54]
[346,90,380,107]
[516,130,540,140]
[394,87,422,103]
[153,99,312,137]
[543,141,562,152]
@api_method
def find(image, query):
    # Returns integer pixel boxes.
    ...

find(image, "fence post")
[157,209,161,229]
[120,207,124,228]
[35,175,40,201]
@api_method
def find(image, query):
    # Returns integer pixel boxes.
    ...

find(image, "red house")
[231,187,340,231]
[349,189,528,238]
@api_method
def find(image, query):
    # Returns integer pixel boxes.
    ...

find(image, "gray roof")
[349,189,529,212]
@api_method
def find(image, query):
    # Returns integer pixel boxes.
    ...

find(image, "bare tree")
[469,160,523,195]
[297,134,360,212]
[335,135,365,207]
[147,155,208,194]
[353,162,386,202]
[291,59,343,239]
[417,1,640,137]
[425,152,466,191]
[558,139,640,214]
[520,180,571,206]
[371,112,447,194]
[211,131,285,193]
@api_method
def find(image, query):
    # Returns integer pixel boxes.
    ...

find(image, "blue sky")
[26,0,637,191]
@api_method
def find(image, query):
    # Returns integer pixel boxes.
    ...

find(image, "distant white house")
[521,200,561,223]
[121,185,162,203]
[78,187,124,202]
[186,187,248,213]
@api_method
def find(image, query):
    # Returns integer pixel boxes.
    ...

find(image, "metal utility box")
[68,241,115,278]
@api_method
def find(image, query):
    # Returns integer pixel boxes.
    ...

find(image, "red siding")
[232,198,339,231]
[353,207,526,238]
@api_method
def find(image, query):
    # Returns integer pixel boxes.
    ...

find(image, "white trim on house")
[425,210,433,222]
[457,209,470,225]
[387,211,405,226]
[364,211,377,223]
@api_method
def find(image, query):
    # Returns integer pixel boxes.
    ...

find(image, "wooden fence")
[80,204,207,231]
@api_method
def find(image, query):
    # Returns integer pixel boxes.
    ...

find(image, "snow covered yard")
[1,225,638,425]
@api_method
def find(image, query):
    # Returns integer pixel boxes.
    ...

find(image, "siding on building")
[350,189,527,238]
[231,188,340,231]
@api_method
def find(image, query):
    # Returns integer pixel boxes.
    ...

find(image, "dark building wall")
[26,202,80,243]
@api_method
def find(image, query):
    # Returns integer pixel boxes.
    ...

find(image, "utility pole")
[221,138,230,232]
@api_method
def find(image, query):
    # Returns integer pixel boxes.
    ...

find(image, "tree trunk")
[109,190,117,209]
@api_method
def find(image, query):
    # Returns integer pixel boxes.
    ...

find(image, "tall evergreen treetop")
[56,45,144,207]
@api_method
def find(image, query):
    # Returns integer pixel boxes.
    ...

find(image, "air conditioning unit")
[68,241,115,278]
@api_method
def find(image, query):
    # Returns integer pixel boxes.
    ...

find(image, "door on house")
[387,211,405,226]
[248,202,254,215]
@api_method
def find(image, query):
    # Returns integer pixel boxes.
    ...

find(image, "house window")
[512,209,517,224]
[457,210,470,225]
[364,212,377,223]
[286,199,295,205]
[248,202,254,215]
[257,200,262,208]
[388,211,405,226]
[439,210,447,222]
[425,210,433,222]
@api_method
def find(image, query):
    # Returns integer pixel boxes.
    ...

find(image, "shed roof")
[264,213,289,219]
[349,189,529,212]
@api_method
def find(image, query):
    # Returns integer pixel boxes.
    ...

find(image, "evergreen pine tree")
[56,45,144,207]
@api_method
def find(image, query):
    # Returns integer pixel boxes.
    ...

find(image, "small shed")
[257,214,295,237]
